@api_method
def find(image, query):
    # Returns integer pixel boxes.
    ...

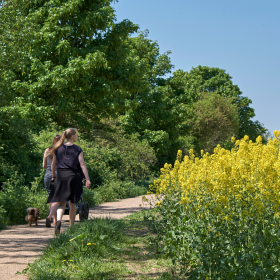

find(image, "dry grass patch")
[116,215,185,280]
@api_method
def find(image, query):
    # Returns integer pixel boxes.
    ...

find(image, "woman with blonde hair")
[46,128,91,235]
[43,135,61,227]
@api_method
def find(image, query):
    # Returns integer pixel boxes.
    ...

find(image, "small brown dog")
[25,208,40,226]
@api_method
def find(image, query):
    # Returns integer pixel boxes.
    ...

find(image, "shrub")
[92,180,148,205]
[79,132,156,183]
[0,173,30,225]
[0,112,41,186]
[0,170,49,226]
[187,92,239,154]
[33,124,156,188]
[0,205,6,229]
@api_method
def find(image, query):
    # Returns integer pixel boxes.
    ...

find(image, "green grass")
[26,209,184,280]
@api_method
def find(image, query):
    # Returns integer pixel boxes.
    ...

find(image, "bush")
[92,180,148,205]
[33,124,156,187]
[81,187,96,207]
[186,92,239,154]
[0,173,30,225]
[0,112,41,186]
[79,132,156,183]
[0,170,49,226]
[0,205,6,230]
[28,170,50,218]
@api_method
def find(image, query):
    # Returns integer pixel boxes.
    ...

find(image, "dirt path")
[0,194,155,280]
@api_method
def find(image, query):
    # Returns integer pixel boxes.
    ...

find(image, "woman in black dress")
[46,128,91,235]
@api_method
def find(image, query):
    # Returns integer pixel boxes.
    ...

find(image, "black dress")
[47,144,83,205]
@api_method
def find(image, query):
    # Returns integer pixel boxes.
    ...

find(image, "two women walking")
[45,128,91,235]
[43,135,61,226]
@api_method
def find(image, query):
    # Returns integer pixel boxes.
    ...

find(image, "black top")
[55,144,83,170]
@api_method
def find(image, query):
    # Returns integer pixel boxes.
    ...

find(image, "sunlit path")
[0,194,154,280]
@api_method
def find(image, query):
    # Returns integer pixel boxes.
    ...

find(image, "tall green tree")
[187,92,239,153]
[118,34,199,163]
[0,0,155,128]
[183,66,267,140]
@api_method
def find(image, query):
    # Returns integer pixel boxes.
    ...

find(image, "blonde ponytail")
[48,128,77,156]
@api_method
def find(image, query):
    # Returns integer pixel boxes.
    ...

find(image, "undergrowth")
[0,122,156,228]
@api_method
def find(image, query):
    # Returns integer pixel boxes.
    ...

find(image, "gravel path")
[0,194,155,280]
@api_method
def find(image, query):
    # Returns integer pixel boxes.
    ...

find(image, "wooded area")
[0,0,267,227]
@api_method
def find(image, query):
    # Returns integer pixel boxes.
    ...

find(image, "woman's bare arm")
[78,152,91,188]
[42,148,48,169]
[51,154,57,179]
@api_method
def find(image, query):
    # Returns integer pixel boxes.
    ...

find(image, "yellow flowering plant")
[150,132,280,279]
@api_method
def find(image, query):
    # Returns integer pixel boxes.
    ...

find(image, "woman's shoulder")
[44,148,50,154]
[73,144,83,152]
[73,144,82,148]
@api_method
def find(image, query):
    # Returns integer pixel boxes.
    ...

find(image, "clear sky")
[112,0,280,136]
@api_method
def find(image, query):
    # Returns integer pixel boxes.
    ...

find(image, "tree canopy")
[188,92,239,153]
[118,34,198,160]
[0,0,154,127]
[183,66,267,140]
[0,0,267,167]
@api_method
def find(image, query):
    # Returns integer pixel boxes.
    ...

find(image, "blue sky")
[112,0,280,136]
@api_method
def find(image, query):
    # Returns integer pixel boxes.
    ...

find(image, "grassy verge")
[26,209,184,280]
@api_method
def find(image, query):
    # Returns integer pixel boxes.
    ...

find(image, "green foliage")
[0,111,41,185]
[184,66,267,140]
[0,0,267,168]
[80,187,95,207]
[79,126,156,204]
[119,36,199,164]
[0,0,156,128]
[0,123,154,227]
[28,170,50,217]
[119,63,266,162]
[187,92,239,153]
[93,180,148,205]
[79,130,156,183]
[0,174,29,224]
[119,32,175,159]
[0,173,32,225]
[239,119,268,144]
[150,188,280,279]
[28,218,128,279]
[27,211,177,280]
[0,205,7,230]
[34,122,156,181]
[0,170,49,225]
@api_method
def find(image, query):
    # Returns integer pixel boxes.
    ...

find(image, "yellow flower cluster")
[152,131,280,219]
